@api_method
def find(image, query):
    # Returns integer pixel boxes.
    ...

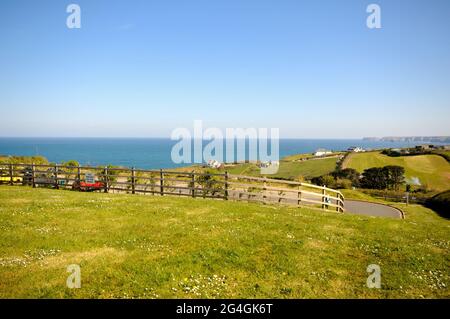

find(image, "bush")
[311,175,335,188]
[334,178,353,189]
[426,190,450,219]
[294,175,305,183]
[332,168,360,187]
[61,160,80,167]
[0,155,48,165]
[196,170,224,197]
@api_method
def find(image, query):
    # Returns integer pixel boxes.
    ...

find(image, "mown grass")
[0,186,448,299]
[268,157,338,180]
[181,157,338,181]
[344,152,450,191]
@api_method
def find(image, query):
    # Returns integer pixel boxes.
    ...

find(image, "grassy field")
[344,152,450,191]
[177,156,338,181]
[0,186,449,298]
[223,158,337,180]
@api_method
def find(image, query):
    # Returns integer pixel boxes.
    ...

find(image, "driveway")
[345,200,403,219]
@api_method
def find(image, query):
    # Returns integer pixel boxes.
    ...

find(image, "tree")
[332,168,360,187]
[385,165,405,191]
[311,175,335,188]
[360,165,405,190]
[62,160,79,167]
[360,167,389,190]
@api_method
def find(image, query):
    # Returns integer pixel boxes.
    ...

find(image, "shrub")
[426,190,450,219]
[294,175,305,183]
[332,168,360,187]
[196,170,224,197]
[0,155,48,165]
[311,175,335,188]
[334,178,353,189]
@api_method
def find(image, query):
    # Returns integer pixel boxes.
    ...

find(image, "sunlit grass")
[0,186,448,298]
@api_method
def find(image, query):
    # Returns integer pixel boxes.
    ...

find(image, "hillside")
[0,186,448,298]
[175,156,338,181]
[226,157,338,180]
[343,152,450,191]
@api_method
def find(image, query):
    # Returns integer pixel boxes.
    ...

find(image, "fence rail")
[0,163,345,212]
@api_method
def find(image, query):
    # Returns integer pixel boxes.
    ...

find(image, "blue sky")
[0,0,449,138]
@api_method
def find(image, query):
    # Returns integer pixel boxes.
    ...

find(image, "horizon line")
[0,136,369,140]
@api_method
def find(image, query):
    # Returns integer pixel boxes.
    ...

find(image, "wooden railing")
[0,163,345,212]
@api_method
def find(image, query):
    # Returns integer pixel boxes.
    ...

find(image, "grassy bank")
[0,186,448,298]
[426,190,450,219]
[176,156,338,181]
[343,151,450,191]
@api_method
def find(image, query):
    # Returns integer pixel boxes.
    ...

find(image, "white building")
[348,146,365,153]
[207,159,223,169]
[314,149,332,157]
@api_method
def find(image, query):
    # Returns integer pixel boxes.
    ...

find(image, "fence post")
[224,171,228,200]
[9,163,13,185]
[77,164,81,182]
[160,169,164,196]
[191,170,195,198]
[263,177,267,202]
[131,167,136,194]
[322,186,326,210]
[54,163,59,189]
[104,166,108,193]
[336,193,340,212]
[297,187,301,207]
[31,163,36,188]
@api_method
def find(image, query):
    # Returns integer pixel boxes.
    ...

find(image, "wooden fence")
[0,163,345,212]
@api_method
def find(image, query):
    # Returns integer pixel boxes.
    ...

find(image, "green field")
[269,157,338,180]
[344,152,450,191]
[185,157,338,181]
[0,186,449,298]
[281,153,315,161]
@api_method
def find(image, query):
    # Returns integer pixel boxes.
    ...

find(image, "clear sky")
[1,0,449,138]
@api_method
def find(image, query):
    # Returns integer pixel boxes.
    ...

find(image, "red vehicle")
[72,173,104,192]
[72,180,104,192]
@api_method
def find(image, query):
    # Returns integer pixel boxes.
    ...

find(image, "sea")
[0,138,433,169]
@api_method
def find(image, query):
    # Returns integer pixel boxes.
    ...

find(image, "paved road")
[345,200,403,219]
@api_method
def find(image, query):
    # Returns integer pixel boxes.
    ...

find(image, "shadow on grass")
[425,190,450,219]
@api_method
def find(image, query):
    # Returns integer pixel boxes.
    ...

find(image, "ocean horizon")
[0,137,433,170]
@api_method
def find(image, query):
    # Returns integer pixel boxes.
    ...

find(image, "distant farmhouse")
[347,146,365,153]
[206,159,223,169]
[314,149,332,157]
